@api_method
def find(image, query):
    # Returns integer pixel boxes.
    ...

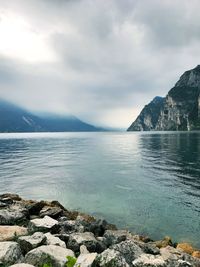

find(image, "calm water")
[0,132,199,247]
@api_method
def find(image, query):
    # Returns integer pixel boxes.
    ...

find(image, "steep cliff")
[128,65,200,131]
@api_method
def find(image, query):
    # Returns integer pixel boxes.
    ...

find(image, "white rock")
[45,232,66,248]
[18,232,46,253]
[25,245,75,267]
[0,241,23,266]
[80,245,89,254]
[75,253,97,267]
[29,215,58,232]
[132,253,166,267]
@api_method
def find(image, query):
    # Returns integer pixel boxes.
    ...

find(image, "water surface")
[0,132,199,247]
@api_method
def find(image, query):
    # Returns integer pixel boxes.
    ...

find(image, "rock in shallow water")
[25,245,75,267]
[0,241,23,265]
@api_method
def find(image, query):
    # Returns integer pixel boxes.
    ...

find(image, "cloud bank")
[0,0,200,127]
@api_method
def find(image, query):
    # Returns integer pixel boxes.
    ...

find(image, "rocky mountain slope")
[0,100,100,132]
[128,65,200,131]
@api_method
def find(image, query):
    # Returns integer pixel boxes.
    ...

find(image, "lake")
[0,132,199,247]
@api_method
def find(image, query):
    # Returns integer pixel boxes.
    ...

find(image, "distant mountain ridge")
[128,65,200,131]
[0,100,100,132]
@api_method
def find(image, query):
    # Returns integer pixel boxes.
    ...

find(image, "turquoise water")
[0,132,199,247]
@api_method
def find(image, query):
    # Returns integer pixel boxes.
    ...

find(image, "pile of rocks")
[0,193,199,267]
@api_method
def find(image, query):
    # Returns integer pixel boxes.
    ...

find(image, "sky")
[0,0,200,128]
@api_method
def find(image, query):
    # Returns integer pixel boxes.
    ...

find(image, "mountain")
[128,65,200,131]
[0,100,100,132]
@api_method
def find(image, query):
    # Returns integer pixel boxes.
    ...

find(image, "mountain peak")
[128,65,200,131]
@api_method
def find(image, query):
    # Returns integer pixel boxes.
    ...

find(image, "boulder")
[160,246,200,267]
[25,245,75,267]
[192,251,200,259]
[80,245,90,254]
[40,206,63,219]
[0,241,23,266]
[0,193,21,201]
[177,243,194,255]
[154,236,173,249]
[96,248,129,267]
[75,253,97,267]
[29,215,59,233]
[103,230,128,246]
[83,218,108,236]
[59,220,84,234]
[25,200,46,215]
[67,232,99,253]
[0,205,28,225]
[0,225,28,241]
[44,232,66,248]
[111,240,143,264]
[132,253,166,267]
[18,232,46,253]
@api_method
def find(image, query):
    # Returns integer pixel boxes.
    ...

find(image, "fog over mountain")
[1,0,200,127]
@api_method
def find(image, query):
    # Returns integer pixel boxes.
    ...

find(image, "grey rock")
[39,206,63,219]
[25,245,75,267]
[0,241,23,266]
[75,253,97,267]
[84,218,108,236]
[0,204,27,225]
[59,220,84,234]
[0,193,21,201]
[96,248,129,267]
[111,240,143,265]
[44,232,66,248]
[67,232,99,253]
[18,232,46,253]
[132,253,166,266]
[103,230,128,246]
[160,246,200,267]
[29,215,59,233]
[26,201,46,216]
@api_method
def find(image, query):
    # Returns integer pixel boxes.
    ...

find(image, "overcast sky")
[0,0,200,128]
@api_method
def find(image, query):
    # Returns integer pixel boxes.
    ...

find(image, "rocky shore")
[0,193,199,267]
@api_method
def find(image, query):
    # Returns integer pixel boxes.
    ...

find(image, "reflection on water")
[0,132,199,247]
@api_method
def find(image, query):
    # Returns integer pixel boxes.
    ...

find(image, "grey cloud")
[0,0,200,127]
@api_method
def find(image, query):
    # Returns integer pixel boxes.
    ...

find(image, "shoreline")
[0,193,200,267]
